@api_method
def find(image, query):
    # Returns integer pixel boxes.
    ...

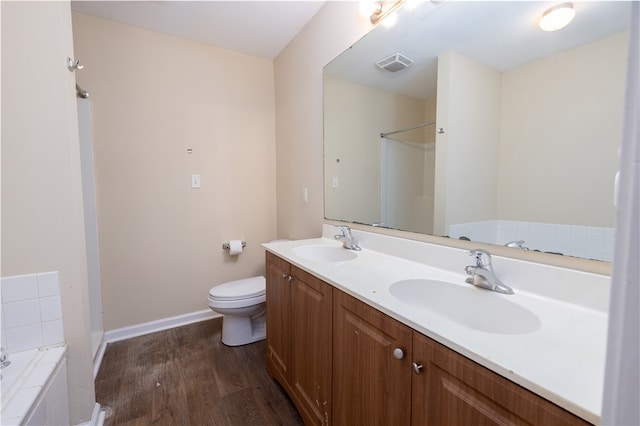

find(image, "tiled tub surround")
[263,225,610,424]
[1,272,69,425]
[1,347,69,425]
[1,272,65,352]
[448,220,614,262]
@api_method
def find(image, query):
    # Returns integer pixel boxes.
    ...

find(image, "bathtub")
[1,346,69,425]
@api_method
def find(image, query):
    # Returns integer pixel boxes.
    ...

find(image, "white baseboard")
[92,341,107,379]
[93,310,221,377]
[104,309,221,344]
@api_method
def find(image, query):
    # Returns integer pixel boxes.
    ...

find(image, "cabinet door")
[333,290,412,426]
[291,266,333,426]
[411,332,591,426]
[265,252,292,389]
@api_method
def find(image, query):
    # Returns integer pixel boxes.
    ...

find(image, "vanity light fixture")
[360,0,405,24]
[539,2,576,32]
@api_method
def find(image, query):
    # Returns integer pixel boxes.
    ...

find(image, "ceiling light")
[360,0,404,24]
[359,0,383,19]
[539,3,576,32]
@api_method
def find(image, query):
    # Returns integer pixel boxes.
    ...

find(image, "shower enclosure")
[77,97,104,361]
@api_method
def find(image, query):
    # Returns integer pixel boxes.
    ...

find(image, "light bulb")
[539,3,576,32]
[359,0,382,19]
[382,11,399,28]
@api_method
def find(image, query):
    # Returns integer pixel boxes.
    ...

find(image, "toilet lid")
[209,276,265,300]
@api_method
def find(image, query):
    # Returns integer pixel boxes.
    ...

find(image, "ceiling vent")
[376,52,414,72]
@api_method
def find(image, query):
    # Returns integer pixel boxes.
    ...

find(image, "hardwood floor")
[95,318,304,426]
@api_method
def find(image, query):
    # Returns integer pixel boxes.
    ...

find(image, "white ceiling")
[71,1,326,60]
[326,1,632,100]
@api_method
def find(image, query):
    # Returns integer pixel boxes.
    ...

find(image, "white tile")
[1,274,38,303]
[570,226,587,249]
[585,247,604,261]
[527,234,543,251]
[43,346,65,361]
[1,329,7,347]
[603,228,615,243]
[42,320,65,346]
[586,227,604,244]
[2,386,42,420]
[495,226,505,243]
[3,300,41,328]
[5,324,43,352]
[39,296,62,322]
[603,231,615,261]
[556,224,572,241]
[22,361,56,388]
[40,346,65,364]
[516,221,529,238]
[540,225,557,251]
[529,222,543,235]
[36,272,59,297]
[570,247,588,259]
[505,221,518,240]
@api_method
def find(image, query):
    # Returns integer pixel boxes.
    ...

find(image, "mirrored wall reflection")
[323,1,631,262]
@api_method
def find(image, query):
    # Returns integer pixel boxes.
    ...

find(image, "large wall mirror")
[324,1,631,263]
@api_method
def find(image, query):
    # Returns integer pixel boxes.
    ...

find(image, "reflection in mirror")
[324,1,631,262]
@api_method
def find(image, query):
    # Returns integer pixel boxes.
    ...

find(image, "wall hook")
[67,57,84,72]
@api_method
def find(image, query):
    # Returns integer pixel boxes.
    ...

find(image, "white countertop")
[263,227,609,424]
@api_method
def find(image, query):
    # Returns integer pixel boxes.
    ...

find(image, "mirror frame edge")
[324,219,612,276]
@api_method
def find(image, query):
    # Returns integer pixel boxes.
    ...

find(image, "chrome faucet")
[334,226,361,251]
[464,249,514,295]
[504,240,529,250]
[0,347,10,369]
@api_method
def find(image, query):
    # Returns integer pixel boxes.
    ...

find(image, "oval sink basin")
[292,245,358,262]
[389,279,541,335]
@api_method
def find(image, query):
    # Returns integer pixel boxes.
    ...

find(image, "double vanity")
[262,225,608,425]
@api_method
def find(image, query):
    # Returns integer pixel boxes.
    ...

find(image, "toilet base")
[221,310,266,346]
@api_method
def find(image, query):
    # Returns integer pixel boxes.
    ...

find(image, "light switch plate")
[192,174,201,189]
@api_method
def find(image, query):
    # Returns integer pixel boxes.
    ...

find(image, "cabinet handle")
[393,348,404,360]
[412,362,423,375]
[281,273,294,283]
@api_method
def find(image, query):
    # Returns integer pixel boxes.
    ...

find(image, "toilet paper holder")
[222,241,246,250]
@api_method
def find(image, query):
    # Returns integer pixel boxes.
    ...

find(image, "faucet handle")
[335,225,351,237]
[469,249,492,267]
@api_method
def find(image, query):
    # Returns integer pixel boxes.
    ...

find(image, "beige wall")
[1,2,96,423]
[498,32,626,227]
[72,13,277,330]
[434,51,502,235]
[274,2,371,239]
[324,75,427,225]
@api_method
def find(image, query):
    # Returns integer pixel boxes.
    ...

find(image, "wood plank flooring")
[95,318,303,426]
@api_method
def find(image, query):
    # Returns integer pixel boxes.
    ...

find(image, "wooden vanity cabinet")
[266,252,591,426]
[411,332,591,426]
[265,252,333,426]
[265,252,292,387]
[333,290,413,426]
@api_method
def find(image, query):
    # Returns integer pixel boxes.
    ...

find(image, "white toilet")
[208,276,266,346]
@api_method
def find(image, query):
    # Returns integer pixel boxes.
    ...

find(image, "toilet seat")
[209,276,265,301]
